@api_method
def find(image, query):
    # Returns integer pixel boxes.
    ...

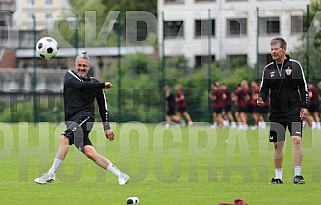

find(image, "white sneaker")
[118,172,130,185]
[258,122,266,129]
[230,123,237,129]
[210,124,216,129]
[238,124,247,130]
[223,120,230,127]
[34,172,55,184]
[312,121,317,130]
[250,125,258,130]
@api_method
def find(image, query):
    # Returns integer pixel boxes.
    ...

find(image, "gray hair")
[270,37,287,49]
[75,51,90,65]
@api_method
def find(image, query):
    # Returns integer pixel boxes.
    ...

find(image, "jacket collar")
[274,54,290,65]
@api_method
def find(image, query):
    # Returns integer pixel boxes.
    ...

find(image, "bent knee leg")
[59,135,70,146]
[83,146,97,161]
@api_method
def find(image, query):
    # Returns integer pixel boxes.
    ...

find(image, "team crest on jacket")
[285,67,292,75]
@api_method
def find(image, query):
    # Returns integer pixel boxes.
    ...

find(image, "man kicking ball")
[35,52,129,185]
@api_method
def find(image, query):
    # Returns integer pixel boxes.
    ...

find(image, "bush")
[101,53,256,123]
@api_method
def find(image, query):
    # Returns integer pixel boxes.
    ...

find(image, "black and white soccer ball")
[36,37,58,60]
[126,197,139,204]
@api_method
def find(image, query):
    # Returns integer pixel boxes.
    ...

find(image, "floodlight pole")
[256,7,259,81]
[117,14,122,122]
[67,17,79,57]
[306,4,309,82]
[74,19,79,57]
[32,14,38,124]
[208,10,212,123]
[161,11,166,121]
[161,11,165,88]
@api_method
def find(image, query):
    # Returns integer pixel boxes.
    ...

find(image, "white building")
[158,0,310,68]
[13,0,70,30]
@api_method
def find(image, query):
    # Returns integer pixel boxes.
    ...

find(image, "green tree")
[45,0,158,47]
[65,0,158,47]
[68,0,115,47]
[293,0,321,84]
[101,53,256,123]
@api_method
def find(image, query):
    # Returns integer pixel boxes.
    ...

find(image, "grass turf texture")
[0,122,321,204]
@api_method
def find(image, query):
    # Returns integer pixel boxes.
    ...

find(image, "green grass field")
[1,122,321,204]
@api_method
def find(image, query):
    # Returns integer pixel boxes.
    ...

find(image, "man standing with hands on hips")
[257,37,308,184]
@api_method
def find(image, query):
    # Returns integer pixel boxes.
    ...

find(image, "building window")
[0,21,8,27]
[291,15,303,34]
[27,13,34,21]
[45,0,53,6]
[0,28,8,44]
[195,19,215,37]
[195,55,215,68]
[227,18,247,37]
[164,0,184,4]
[164,21,184,38]
[267,20,279,33]
[27,0,35,6]
[258,17,280,36]
[258,53,273,75]
[45,13,52,21]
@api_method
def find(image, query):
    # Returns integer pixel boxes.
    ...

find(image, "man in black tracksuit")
[35,52,129,185]
[257,37,308,185]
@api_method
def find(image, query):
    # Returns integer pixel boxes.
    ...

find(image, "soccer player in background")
[306,82,320,129]
[164,85,180,128]
[209,82,225,128]
[235,82,249,130]
[250,80,266,129]
[175,84,193,126]
[220,83,236,129]
[257,37,308,184]
[35,52,129,185]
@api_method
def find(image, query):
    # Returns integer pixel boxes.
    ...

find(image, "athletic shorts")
[236,106,247,113]
[247,104,255,113]
[177,107,187,113]
[253,105,259,113]
[213,107,223,114]
[62,116,94,151]
[166,106,176,116]
[258,106,269,114]
[224,105,232,112]
[269,121,302,142]
[308,103,319,113]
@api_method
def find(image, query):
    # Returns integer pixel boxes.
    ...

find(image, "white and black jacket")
[63,70,111,130]
[258,55,308,117]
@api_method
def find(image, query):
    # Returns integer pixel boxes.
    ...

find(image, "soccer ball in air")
[36,37,59,60]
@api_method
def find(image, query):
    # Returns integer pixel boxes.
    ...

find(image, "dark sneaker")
[294,175,305,184]
[271,178,283,184]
